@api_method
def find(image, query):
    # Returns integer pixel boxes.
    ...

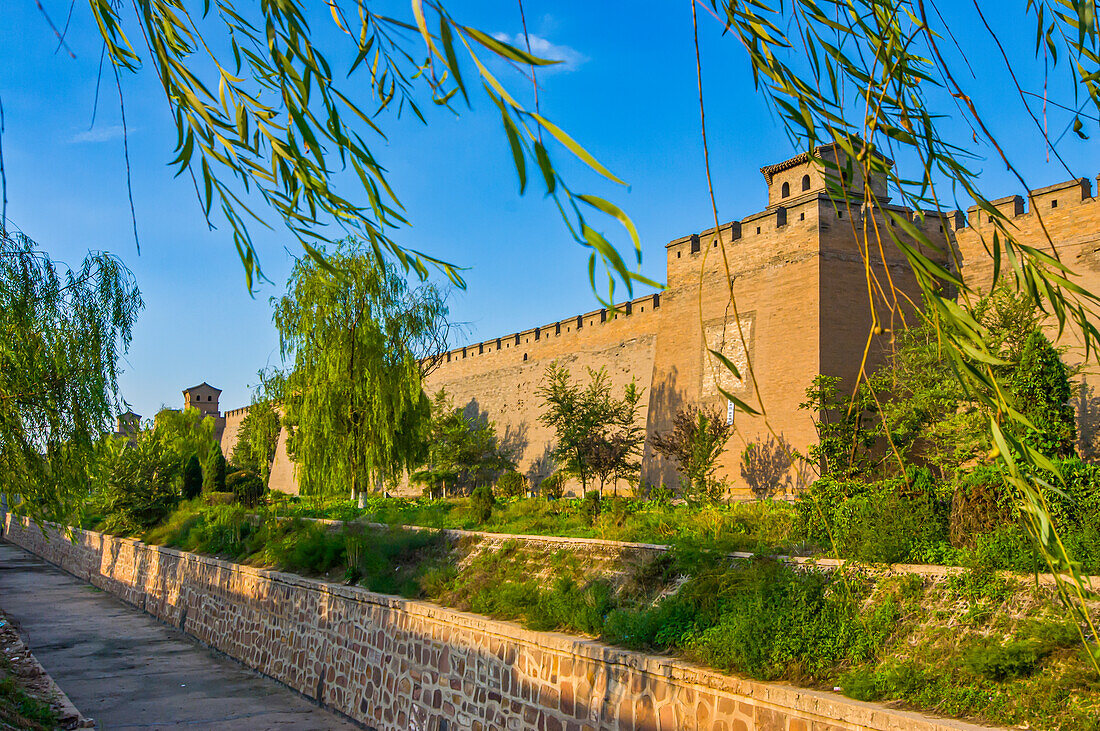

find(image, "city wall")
[1,515,991,731]
[954,177,1100,456]
[211,150,1099,499]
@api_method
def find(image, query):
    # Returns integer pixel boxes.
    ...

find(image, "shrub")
[470,484,495,523]
[261,520,345,574]
[797,473,949,563]
[203,491,235,506]
[496,470,526,499]
[227,469,265,506]
[181,454,203,500]
[99,434,181,535]
[604,558,894,682]
[581,490,601,525]
[540,471,565,500]
[203,448,227,493]
[963,638,1046,681]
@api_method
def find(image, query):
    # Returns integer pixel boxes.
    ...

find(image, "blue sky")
[3,1,1099,418]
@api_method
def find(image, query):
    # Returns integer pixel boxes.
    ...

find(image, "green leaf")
[534,140,556,195]
[577,194,641,261]
[533,113,626,185]
[463,27,561,66]
[708,348,742,380]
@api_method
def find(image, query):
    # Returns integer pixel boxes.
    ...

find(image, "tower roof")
[759,141,893,184]
[183,382,222,395]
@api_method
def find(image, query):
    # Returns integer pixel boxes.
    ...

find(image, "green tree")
[0,230,141,525]
[99,432,180,535]
[203,448,227,493]
[799,376,881,481]
[231,368,287,484]
[537,364,643,496]
[411,389,513,497]
[1008,331,1076,459]
[181,454,203,500]
[651,405,734,502]
[496,470,526,499]
[275,240,441,503]
[153,407,218,468]
[470,484,495,524]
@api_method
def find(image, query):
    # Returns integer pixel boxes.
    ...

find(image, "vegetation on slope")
[115,500,1100,731]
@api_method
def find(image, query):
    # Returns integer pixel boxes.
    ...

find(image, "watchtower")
[116,410,141,437]
[182,382,222,417]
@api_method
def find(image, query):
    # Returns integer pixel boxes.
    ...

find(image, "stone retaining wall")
[1,515,993,731]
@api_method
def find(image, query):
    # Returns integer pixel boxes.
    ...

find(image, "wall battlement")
[433,292,662,373]
[960,176,1097,231]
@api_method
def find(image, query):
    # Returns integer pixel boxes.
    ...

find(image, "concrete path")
[0,541,361,730]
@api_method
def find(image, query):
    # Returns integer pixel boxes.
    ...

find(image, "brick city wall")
[213,153,1096,500]
[2,515,989,731]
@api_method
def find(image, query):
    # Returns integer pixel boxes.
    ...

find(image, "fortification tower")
[183,382,222,418]
[652,143,955,494]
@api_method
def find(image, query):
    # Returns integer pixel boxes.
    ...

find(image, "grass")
[270,493,803,554]
[0,633,59,731]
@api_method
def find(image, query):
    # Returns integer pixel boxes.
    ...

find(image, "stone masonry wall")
[2,515,990,731]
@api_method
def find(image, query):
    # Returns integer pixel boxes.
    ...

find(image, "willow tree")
[274,240,441,503]
[0,229,142,525]
[230,369,286,484]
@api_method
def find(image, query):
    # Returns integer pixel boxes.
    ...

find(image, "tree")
[181,455,203,500]
[411,389,514,497]
[98,432,180,535]
[537,364,644,496]
[1008,331,1076,459]
[650,406,734,501]
[275,240,438,503]
[799,377,881,481]
[0,230,141,525]
[231,369,286,484]
[496,470,526,499]
[153,407,218,468]
[203,448,227,494]
[72,2,646,302]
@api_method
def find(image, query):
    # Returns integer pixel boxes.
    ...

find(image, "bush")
[470,484,495,523]
[581,490,601,526]
[203,448,227,493]
[496,470,526,499]
[603,558,895,682]
[181,454,203,500]
[540,471,565,500]
[203,491,235,506]
[963,638,1046,681]
[227,469,265,506]
[797,474,949,563]
[99,435,181,535]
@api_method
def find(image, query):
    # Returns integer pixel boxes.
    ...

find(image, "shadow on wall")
[525,443,556,493]
[642,367,685,491]
[1077,380,1100,460]
[740,433,812,500]
[461,396,531,466]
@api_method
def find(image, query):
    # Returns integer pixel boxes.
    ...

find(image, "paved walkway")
[0,541,360,730]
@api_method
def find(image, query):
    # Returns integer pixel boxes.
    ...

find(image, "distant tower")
[116,410,141,437]
[182,382,222,418]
